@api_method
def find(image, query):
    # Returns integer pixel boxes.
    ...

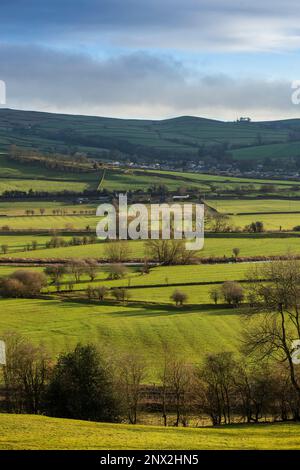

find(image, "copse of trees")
[44,265,67,284]
[0,270,47,298]
[111,287,131,303]
[9,145,96,175]
[221,281,244,307]
[208,213,233,233]
[245,221,264,233]
[43,259,101,292]
[3,334,300,426]
[46,344,121,422]
[208,281,244,307]
[146,239,194,265]
[44,260,100,287]
[107,263,128,280]
[195,352,298,425]
[104,241,131,263]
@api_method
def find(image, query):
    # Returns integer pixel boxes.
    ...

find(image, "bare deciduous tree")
[210,286,221,305]
[244,258,300,403]
[84,259,99,281]
[146,239,193,265]
[105,241,131,263]
[222,281,244,307]
[118,354,147,424]
[3,331,51,414]
[171,289,187,307]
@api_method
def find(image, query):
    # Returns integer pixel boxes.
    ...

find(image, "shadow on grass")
[51,296,243,319]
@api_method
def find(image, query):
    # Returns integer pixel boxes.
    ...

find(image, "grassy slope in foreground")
[0,414,300,450]
[0,299,242,379]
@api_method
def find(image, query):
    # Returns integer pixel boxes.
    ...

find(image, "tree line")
[1,334,300,427]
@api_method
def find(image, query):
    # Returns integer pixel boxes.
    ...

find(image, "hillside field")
[208,199,300,214]
[1,109,300,165]
[0,414,300,450]
[0,298,244,379]
[2,235,300,259]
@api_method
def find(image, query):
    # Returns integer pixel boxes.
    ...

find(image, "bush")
[0,270,47,298]
[171,289,187,306]
[221,281,244,307]
[46,344,120,422]
[111,288,130,303]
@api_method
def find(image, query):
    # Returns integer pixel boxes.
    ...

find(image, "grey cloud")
[1,0,300,52]
[0,45,298,120]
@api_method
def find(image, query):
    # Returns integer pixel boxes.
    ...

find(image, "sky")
[1,0,300,121]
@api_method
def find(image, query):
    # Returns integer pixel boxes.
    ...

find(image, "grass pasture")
[0,298,243,378]
[1,235,299,259]
[0,414,300,450]
[231,213,300,231]
[100,169,210,191]
[0,201,97,216]
[0,214,98,231]
[0,178,93,194]
[208,199,300,214]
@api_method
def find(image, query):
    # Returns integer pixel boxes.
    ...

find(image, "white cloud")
[0,45,299,120]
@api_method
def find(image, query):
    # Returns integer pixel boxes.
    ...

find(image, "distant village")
[108,158,300,182]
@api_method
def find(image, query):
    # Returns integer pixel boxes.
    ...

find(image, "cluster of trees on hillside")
[1,189,100,200]
[45,259,100,286]
[0,271,47,298]
[0,260,101,297]
[209,281,244,307]
[9,145,99,174]
[4,236,99,254]
[206,212,265,234]
[2,336,300,427]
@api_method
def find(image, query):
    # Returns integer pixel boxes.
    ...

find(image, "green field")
[0,201,97,216]
[0,261,254,301]
[100,169,209,191]
[2,235,299,259]
[44,262,255,293]
[1,109,298,160]
[206,198,300,230]
[0,153,99,182]
[0,298,243,378]
[232,141,300,160]
[0,178,93,194]
[0,150,99,195]
[151,169,300,186]
[208,199,300,214]
[0,414,299,449]
[232,213,300,231]
[0,215,98,231]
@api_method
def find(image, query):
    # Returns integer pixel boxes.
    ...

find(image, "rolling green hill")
[1,108,299,161]
[0,298,243,379]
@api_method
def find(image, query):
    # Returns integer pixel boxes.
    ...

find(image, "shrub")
[46,344,120,422]
[221,281,244,307]
[171,289,187,307]
[0,270,47,298]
